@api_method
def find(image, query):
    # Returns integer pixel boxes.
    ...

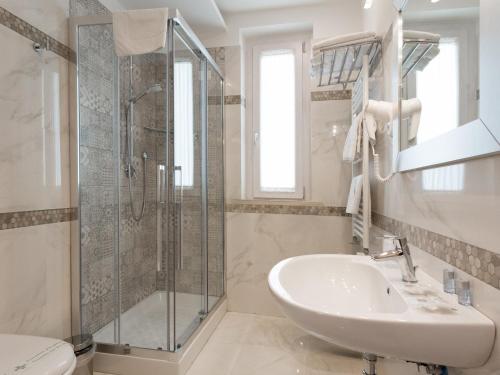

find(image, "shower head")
[129,83,162,105]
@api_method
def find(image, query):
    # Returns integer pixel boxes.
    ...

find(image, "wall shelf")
[311,39,382,89]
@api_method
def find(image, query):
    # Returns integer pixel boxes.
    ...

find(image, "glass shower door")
[171,25,205,349]
[207,65,225,311]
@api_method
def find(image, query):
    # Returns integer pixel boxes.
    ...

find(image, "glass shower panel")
[77,23,119,344]
[207,66,224,311]
[172,28,205,349]
[117,52,169,350]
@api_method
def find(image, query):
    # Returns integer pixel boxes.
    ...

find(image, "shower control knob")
[125,164,136,178]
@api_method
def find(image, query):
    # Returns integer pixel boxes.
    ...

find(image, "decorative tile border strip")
[226,203,349,217]
[373,212,500,290]
[311,90,352,101]
[224,95,242,105]
[0,6,71,61]
[0,208,77,230]
[207,95,242,106]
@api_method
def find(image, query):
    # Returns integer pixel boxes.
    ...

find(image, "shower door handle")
[174,166,183,270]
[156,164,166,272]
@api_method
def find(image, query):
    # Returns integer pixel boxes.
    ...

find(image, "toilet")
[0,334,76,375]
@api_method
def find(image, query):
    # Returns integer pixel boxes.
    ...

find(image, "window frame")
[174,59,195,189]
[251,40,305,199]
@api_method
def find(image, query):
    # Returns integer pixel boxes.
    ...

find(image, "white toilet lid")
[0,334,76,375]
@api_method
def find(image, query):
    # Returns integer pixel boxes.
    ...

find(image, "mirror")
[401,0,479,149]
[396,0,500,171]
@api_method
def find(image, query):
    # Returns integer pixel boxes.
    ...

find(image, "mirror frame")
[393,0,500,172]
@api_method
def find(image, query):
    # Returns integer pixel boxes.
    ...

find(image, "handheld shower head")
[129,83,163,105]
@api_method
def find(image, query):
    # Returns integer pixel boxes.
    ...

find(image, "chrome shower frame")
[69,10,226,363]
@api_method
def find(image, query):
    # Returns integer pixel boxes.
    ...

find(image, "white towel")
[313,32,377,54]
[343,114,362,161]
[404,30,440,44]
[113,8,169,57]
[346,175,363,215]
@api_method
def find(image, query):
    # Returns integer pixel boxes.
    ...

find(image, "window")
[174,61,194,187]
[252,41,304,198]
[416,39,459,143]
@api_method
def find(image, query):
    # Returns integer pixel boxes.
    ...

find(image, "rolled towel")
[346,175,363,215]
[113,8,169,57]
[404,30,440,43]
[313,32,377,54]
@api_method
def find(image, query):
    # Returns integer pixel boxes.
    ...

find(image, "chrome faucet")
[372,236,418,283]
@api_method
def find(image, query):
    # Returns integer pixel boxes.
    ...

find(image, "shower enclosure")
[69,12,224,353]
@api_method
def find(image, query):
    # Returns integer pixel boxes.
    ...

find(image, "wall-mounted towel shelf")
[311,39,382,89]
[402,39,439,79]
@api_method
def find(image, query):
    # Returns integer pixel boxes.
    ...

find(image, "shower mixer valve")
[125,152,148,178]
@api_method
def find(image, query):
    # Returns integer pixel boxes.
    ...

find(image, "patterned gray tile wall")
[118,53,162,312]
[373,213,500,291]
[71,0,120,336]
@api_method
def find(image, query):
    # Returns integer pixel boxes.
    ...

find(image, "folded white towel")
[404,30,440,43]
[346,175,363,215]
[113,8,169,57]
[343,114,362,161]
[313,32,377,54]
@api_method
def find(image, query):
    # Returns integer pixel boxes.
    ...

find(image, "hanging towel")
[346,175,363,215]
[313,32,378,55]
[113,8,169,57]
[343,114,362,161]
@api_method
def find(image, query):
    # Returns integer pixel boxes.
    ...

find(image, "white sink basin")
[268,254,495,368]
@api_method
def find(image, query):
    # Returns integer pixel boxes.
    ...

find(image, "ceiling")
[116,0,227,31]
[115,0,333,33]
[214,0,329,14]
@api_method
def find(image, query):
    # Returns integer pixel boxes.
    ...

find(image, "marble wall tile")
[0,5,71,61]
[1,0,69,44]
[0,26,70,212]
[310,99,352,206]
[0,222,71,339]
[372,148,500,256]
[223,46,241,96]
[373,213,500,291]
[224,101,242,201]
[226,212,353,316]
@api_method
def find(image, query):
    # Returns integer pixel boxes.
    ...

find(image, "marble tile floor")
[94,312,421,374]
[94,291,218,350]
[185,312,421,375]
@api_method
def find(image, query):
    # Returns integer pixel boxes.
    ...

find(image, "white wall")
[363,0,398,35]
